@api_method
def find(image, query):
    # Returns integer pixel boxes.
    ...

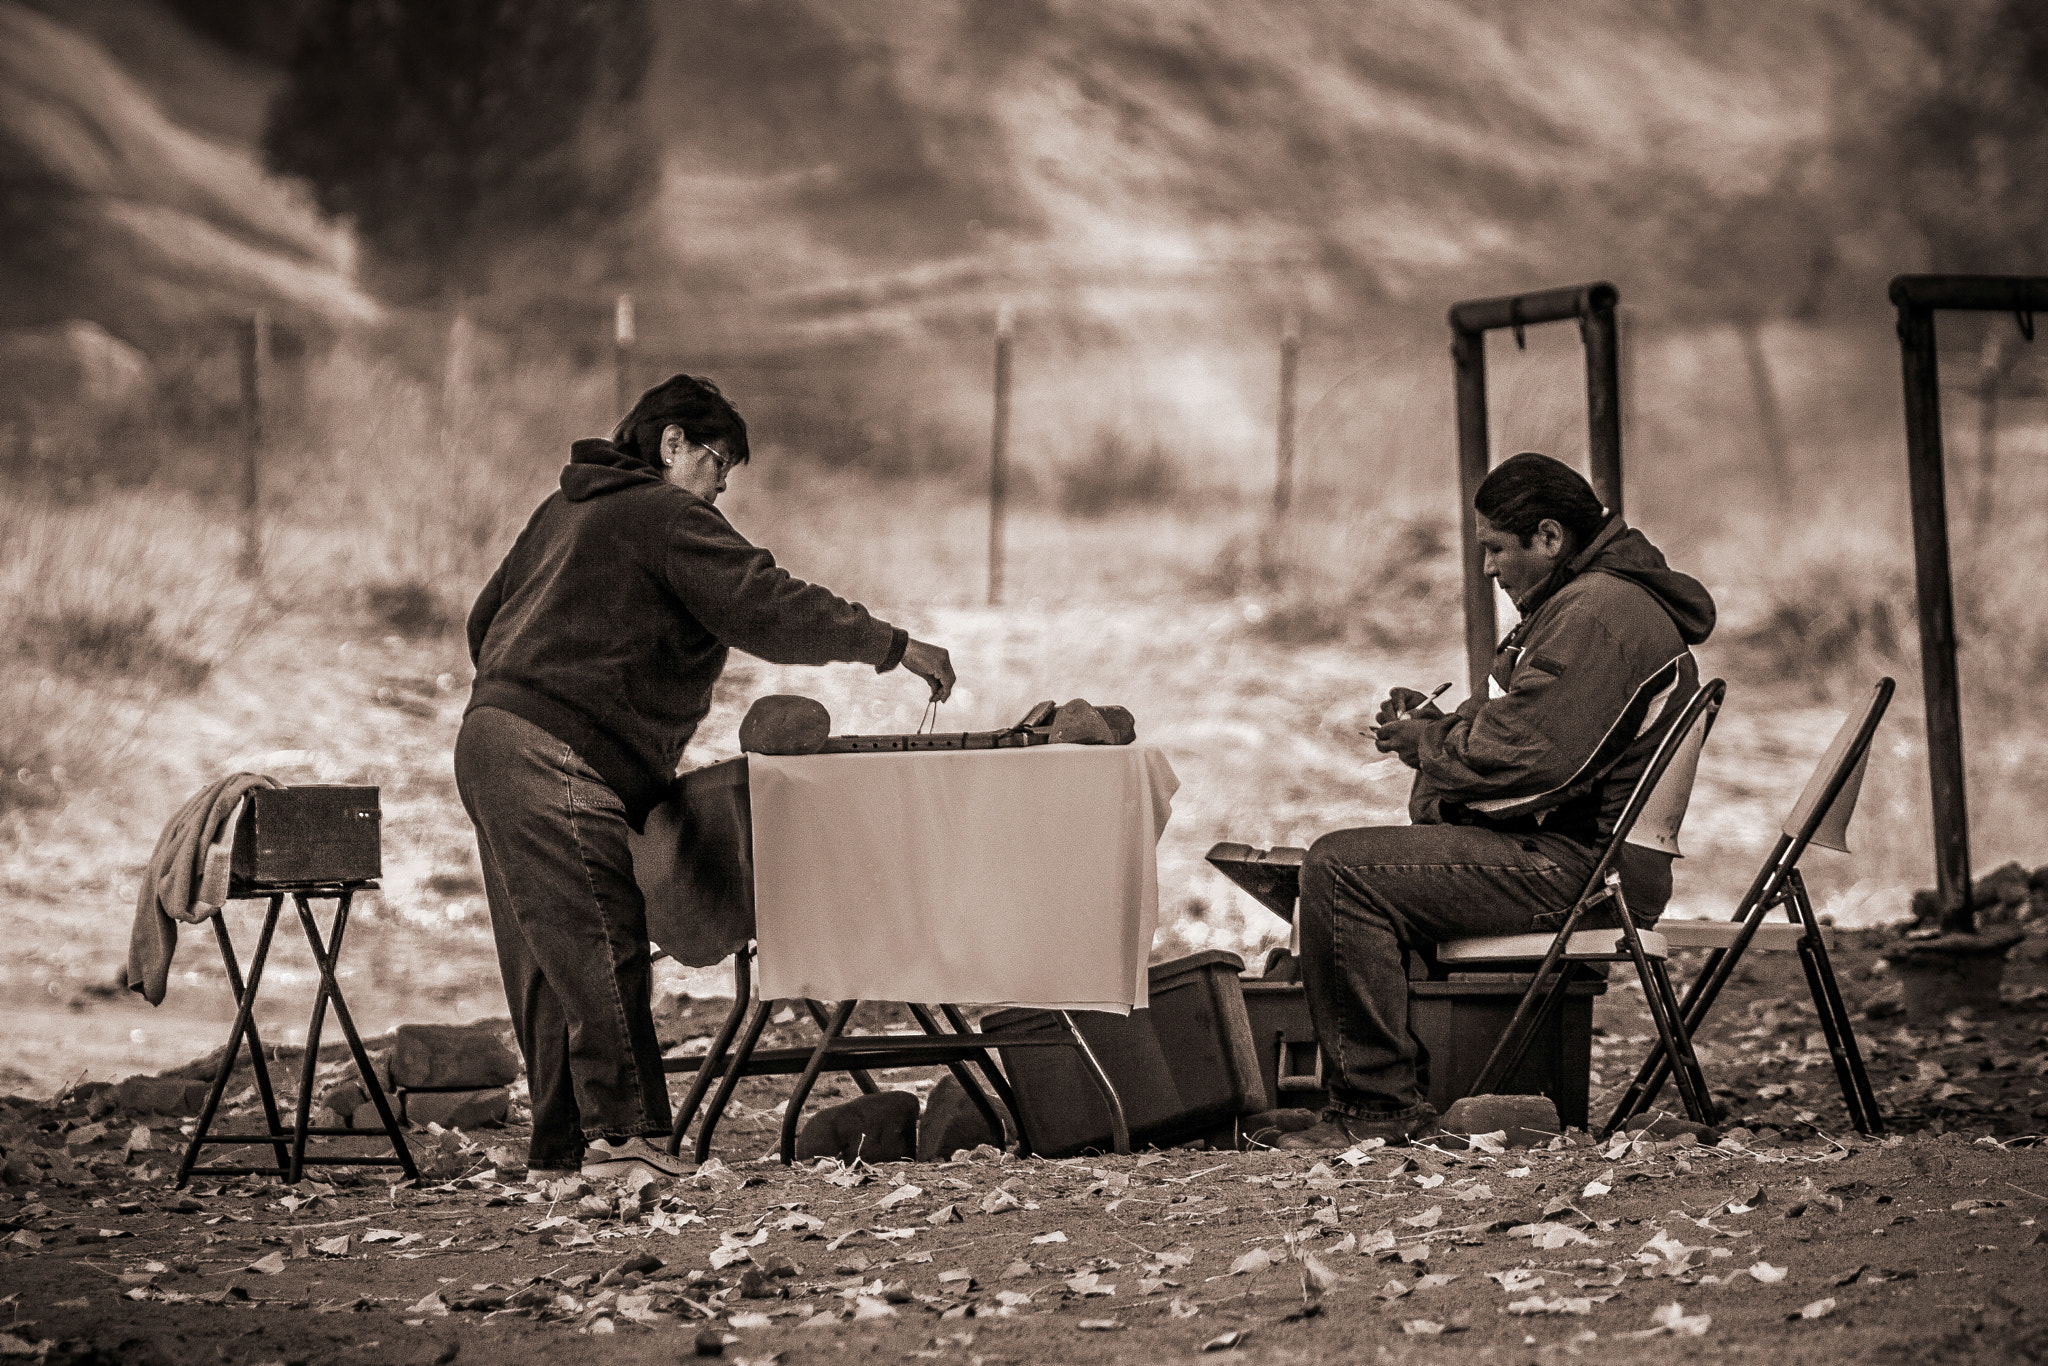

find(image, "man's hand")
[1371,716,1427,768]
[901,638,956,702]
[1376,688,1445,726]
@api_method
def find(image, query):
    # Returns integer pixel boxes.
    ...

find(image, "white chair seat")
[1655,919,1807,952]
[1438,928,1669,963]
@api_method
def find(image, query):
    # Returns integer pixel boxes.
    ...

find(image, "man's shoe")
[581,1136,693,1181]
[1276,1105,1437,1150]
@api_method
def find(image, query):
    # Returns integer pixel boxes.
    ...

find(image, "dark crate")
[1237,972,1608,1130]
[230,786,381,888]
[1241,980,1328,1112]
[984,950,1263,1157]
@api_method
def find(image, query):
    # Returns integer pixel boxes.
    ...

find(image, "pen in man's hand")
[1401,681,1454,719]
[1359,682,1455,737]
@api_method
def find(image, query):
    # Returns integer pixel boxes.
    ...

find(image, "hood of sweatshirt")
[560,437,667,502]
[1523,515,1717,645]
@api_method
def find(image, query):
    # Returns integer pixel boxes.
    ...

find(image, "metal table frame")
[174,881,416,1187]
[663,946,1131,1163]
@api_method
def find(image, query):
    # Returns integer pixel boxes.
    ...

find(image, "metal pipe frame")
[1889,274,2048,933]
[1449,282,1623,700]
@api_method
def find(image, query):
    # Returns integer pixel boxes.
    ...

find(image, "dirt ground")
[5,932,2047,1366]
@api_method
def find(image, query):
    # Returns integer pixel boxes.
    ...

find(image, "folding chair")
[1604,678,1894,1137]
[1445,678,1727,1128]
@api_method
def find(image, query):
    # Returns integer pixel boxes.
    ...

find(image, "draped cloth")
[744,745,1178,1013]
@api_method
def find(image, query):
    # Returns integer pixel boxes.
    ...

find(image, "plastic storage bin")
[1236,970,1608,1130]
[983,950,1263,1156]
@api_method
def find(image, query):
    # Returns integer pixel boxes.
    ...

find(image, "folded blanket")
[125,773,281,1006]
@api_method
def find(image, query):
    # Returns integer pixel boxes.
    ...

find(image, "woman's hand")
[901,638,956,702]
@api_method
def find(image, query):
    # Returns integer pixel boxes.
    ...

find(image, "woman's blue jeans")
[454,706,671,1169]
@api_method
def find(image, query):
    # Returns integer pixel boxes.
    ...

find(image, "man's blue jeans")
[454,706,672,1169]
[1296,824,1600,1122]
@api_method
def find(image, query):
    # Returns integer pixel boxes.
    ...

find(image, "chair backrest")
[1580,677,1726,894]
[1782,678,1894,854]
[1625,692,1715,857]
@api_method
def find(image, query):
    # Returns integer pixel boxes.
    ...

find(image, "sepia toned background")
[5,0,2048,1094]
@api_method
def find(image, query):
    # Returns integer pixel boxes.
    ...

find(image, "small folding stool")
[175,787,416,1187]
[1605,679,1894,1137]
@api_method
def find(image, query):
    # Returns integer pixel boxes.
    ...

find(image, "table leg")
[670,953,752,1158]
[287,894,333,1184]
[782,1000,857,1164]
[939,1003,1030,1156]
[697,998,772,1164]
[906,1004,1008,1151]
[294,891,415,1181]
[1058,1010,1130,1156]
[178,897,288,1187]
[802,1000,878,1095]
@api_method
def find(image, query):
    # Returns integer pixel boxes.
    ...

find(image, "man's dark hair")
[612,374,750,468]
[1474,452,1608,552]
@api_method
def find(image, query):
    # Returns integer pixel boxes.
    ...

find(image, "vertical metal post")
[1581,303,1624,519]
[238,311,266,579]
[1895,300,1973,933]
[1451,325,1493,701]
[613,293,636,417]
[988,304,1013,607]
[1273,310,1300,518]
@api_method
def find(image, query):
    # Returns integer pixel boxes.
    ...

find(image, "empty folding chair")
[1604,678,1894,1138]
[1442,678,1728,1128]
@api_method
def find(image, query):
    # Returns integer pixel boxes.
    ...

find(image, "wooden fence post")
[988,304,1014,607]
[1273,308,1301,518]
[614,293,636,416]
[239,310,267,579]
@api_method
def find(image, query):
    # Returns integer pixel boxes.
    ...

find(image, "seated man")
[1285,452,1715,1147]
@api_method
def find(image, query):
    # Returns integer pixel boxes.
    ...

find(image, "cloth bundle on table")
[743,744,1178,1012]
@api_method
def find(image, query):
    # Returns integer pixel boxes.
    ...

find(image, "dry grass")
[7,338,2048,972]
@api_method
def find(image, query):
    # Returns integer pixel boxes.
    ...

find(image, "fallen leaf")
[727,1312,774,1330]
[1030,1231,1067,1245]
[246,1252,286,1276]
[852,1296,896,1319]
[924,1204,961,1225]
[1228,1248,1274,1276]
[874,1184,922,1210]
[1489,1269,1546,1294]
[1076,1319,1121,1331]
[996,1290,1033,1308]
[1201,1330,1247,1351]
[1749,1262,1788,1285]
[312,1235,352,1257]
[1402,1319,1450,1335]
[1300,1254,1341,1293]
[1169,1297,1200,1320]
[1646,1302,1712,1337]
[1465,1131,1508,1154]
[1064,1272,1115,1296]
[1399,1205,1443,1229]
[1415,1174,1446,1189]
[1795,1298,1836,1321]
[980,1189,1021,1214]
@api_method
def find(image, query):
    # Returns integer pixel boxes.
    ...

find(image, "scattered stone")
[796,1091,918,1163]
[917,1075,1002,1161]
[401,1088,510,1129]
[387,1023,518,1090]
[112,1077,210,1116]
[1439,1094,1561,1148]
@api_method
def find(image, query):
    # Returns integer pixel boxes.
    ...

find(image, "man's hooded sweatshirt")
[1409,515,1716,913]
[466,439,907,828]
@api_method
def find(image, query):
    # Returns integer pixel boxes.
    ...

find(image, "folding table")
[641,744,1179,1162]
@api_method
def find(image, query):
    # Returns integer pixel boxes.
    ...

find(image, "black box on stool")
[230,786,381,886]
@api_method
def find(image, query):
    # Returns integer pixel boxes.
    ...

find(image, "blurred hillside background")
[5,0,2048,1089]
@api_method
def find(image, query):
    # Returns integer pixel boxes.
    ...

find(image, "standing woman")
[456,375,955,1181]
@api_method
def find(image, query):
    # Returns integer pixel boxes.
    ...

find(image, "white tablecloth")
[748,744,1178,1013]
